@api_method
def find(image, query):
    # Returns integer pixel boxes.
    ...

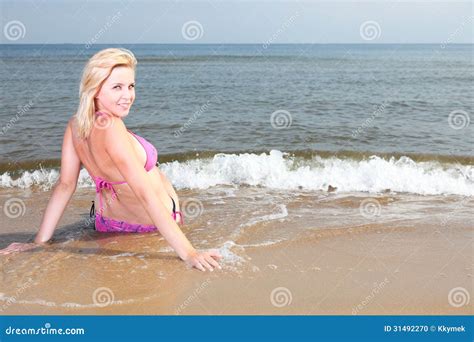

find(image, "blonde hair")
[74,48,137,139]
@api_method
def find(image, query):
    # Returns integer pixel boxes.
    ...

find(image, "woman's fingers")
[186,249,223,272]
[205,254,221,269]
[1,243,19,254]
[199,256,214,272]
[194,260,206,272]
[208,249,222,260]
[0,242,37,255]
[0,243,21,255]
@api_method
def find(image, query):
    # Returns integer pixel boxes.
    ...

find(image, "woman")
[0,48,221,272]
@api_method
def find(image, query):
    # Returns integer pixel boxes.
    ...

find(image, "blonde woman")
[0,48,221,272]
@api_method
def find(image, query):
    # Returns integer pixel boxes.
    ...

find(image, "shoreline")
[0,186,472,315]
[1,217,471,315]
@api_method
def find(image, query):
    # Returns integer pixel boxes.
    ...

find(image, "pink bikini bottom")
[95,214,159,233]
[91,197,183,233]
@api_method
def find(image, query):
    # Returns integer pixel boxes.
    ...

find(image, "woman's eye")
[129,84,135,89]
[113,85,121,90]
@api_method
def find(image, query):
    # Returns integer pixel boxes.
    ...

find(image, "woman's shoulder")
[67,116,79,140]
[68,113,128,141]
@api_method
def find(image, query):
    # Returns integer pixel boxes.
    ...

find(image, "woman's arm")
[35,120,81,243]
[104,118,220,271]
[0,121,81,254]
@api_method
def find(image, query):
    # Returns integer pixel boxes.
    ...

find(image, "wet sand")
[0,187,472,315]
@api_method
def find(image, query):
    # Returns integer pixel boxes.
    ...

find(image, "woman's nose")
[122,89,134,99]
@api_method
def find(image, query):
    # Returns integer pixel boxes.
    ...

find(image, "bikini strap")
[172,211,184,225]
[93,175,127,214]
[170,196,184,224]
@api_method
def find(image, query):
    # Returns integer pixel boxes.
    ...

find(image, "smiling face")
[95,66,135,118]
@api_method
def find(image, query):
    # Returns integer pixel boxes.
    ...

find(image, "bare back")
[69,116,173,224]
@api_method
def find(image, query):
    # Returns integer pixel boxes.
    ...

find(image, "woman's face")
[95,66,135,118]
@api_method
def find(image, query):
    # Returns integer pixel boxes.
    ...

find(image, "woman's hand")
[0,242,40,255]
[183,249,222,272]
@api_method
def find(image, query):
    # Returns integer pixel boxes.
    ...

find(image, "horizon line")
[1,42,473,45]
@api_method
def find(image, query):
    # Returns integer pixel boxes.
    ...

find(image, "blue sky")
[1,0,473,44]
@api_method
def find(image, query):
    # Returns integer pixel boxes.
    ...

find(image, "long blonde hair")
[74,48,137,139]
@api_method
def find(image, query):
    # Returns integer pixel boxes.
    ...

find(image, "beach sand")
[0,187,472,315]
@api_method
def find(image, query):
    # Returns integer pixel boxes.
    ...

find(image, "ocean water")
[0,44,473,196]
[1,44,473,315]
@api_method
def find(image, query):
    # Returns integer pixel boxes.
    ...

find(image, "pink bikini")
[89,111,183,233]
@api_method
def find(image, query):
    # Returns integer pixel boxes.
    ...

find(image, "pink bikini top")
[91,111,158,211]
[128,129,158,172]
[95,111,158,171]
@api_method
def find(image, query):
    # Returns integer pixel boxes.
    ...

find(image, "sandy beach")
[1,186,472,315]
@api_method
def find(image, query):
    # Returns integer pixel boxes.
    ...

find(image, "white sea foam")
[0,168,93,190]
[163,151,474,196]
[239,204,288,228]
[0,292,148,308]
[2,151,473,196]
